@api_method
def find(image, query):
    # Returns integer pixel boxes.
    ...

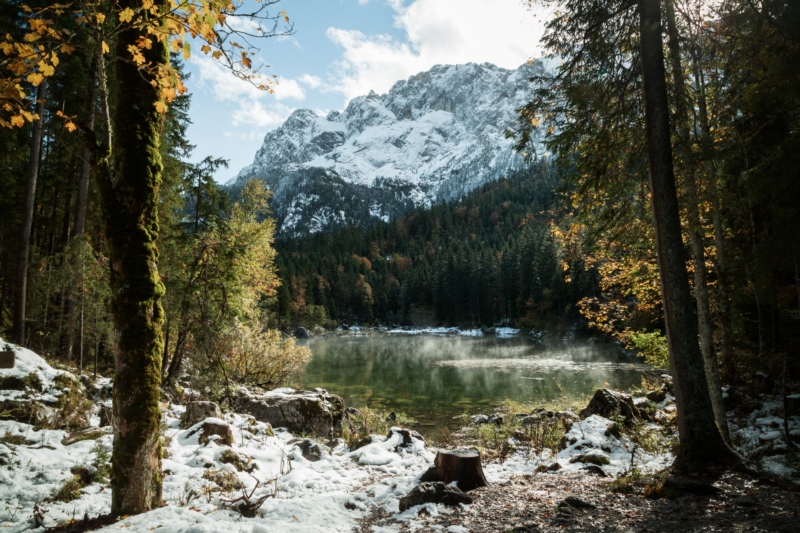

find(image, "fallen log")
[420,449,489,492]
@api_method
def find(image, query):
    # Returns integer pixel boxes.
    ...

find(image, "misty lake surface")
[301,333,650,434]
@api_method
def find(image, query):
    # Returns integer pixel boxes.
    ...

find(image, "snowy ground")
[2,338,798,532]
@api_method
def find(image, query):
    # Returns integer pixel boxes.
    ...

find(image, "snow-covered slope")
[231,61,547,236]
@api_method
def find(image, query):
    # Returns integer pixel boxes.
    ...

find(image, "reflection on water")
[300,334,648,433]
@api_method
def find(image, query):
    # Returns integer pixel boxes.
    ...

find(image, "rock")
[581,465,608,477]
[398,482,472,512]
[345,407,362,418]
[580,389,640,424]
[537,462,561,472]
[98,405,113,427]
[385,411,397,422]
[471,414,490,425]
[61,426,108,446]
[521,415,540,427]
[294,327,310,339]
[386,427,425,450]
[181,401,223,428]
[569,452,610,466]
[349,435,373,451]
[202,469,242,491]
[290,438,329,462]
[233,387,345,438]
[662,476,721,496]
[488,414,504,425]
[646,388,666,403]
[218,449,255,472]
[196,419,234,446]
[559,496,596,510]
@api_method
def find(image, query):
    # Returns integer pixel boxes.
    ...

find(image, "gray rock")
[581,465,608,477]
[294,327,310,339]
[398,482,473,512]
[289,438,329,462]
[181,401,222,428]
[559,496,596,510]
[580,389,640,423]
[233,387,345,438]
[387,427,425,450]
[521,415,540,427]
[646,388,666,403]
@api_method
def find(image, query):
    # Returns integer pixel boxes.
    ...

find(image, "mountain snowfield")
[231,61,548,236]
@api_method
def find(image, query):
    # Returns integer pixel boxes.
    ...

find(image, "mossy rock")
[569,452,610,466]
[202,469,243,491]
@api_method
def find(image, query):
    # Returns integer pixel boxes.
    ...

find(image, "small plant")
[0,431,28,446]
[91,441,111,482]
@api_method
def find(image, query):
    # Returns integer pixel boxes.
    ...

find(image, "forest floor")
[357,468,800,532]
[2,337,799,533]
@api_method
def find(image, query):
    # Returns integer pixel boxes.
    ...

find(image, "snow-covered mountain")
[230,61,546,236]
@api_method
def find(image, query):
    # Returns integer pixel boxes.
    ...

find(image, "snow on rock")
[555,415,673,477]
[231,62,549,236]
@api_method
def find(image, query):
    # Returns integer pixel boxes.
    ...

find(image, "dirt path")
[358,470,800,532]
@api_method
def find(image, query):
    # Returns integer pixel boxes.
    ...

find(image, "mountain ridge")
[230,61,546,236]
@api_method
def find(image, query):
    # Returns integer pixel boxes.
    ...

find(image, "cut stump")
[420,449,489,492]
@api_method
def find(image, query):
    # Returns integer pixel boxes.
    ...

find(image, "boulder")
[569,451,610,466]
[294,327,310,339]
[233,387,345,438]
[0,369,93,430]
[398,482,473,512]
[181,401,223,428]
[195,419,234,446]
[579,389,640,424]
[646,388,666,403]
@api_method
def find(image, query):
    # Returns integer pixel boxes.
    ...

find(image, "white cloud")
[326,0,548,101]
[231,100,295,129]
[273,77,306,101]
[299,74,323,89]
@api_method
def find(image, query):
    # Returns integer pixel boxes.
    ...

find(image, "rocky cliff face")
[230,61,546,236]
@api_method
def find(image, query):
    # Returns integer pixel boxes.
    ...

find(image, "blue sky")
[185,0,547,182]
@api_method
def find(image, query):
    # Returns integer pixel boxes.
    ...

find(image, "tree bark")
[13,80,47,345]
[663,0,730,444]
[100,3,168,515]
[637,0,733,471]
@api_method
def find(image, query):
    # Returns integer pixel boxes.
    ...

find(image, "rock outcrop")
[233,387,345,438]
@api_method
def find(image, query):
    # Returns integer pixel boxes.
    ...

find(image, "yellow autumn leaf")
[119,7,135,23]
[38,61,55,76]
[102,41,109,54]
[50,51,59,66]
[200,44,210,54]
[65,121,77,132]
[10,115,25,127]
[143,0,154,9]
[241,56,251,69]
[26,72,44,85]
[155,100,167,113]
[211,50,222,59]
[96,13,106,24]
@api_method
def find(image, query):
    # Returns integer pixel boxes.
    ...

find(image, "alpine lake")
[300,330,652,435]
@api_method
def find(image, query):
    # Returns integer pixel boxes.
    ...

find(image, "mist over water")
[301,334,649,433]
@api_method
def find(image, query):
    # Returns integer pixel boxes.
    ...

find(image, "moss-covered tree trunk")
[98,0,168,516]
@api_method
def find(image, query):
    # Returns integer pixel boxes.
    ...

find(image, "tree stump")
[420,449,489,492]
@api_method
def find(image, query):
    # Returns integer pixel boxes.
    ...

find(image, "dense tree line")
[273,164,595,328]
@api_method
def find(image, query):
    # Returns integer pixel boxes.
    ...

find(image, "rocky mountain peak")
[231,61,547,236]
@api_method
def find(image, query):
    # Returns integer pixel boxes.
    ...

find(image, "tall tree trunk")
[67,59,98,361]
[13,80,47,344]
[96,5,167,515]
[663,0,730,443]
[637,0,734,471]
[692,60,735,383]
